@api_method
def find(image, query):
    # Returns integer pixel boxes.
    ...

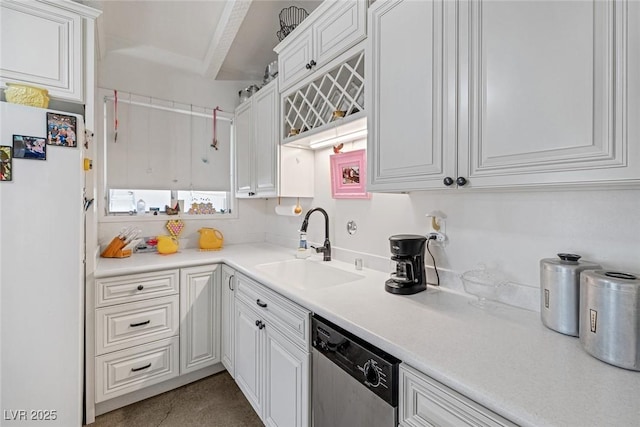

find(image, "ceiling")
[84,0,321,82]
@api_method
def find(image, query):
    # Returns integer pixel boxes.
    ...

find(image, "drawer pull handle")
[256,299,267,308]
[229,274,235,291]
[131,363,151,372]
[130,320,151,327]
[137,285,144,291]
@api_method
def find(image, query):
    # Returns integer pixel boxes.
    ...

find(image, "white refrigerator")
[0,102,84,426]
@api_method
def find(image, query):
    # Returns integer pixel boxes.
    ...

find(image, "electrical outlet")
[428,232,446,243]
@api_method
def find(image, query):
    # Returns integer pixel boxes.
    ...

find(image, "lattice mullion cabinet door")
[281,47,366,144]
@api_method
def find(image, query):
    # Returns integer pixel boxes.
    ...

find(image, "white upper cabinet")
[235,78,314,198]
[367,0,453,191]
[234,79,278,198]
[0,0,99,103]
[313,0,367,67]
[278,29,314,94]
[458,0,638,188]
[275,0,367,92]
[368,0,640,191]
[253,81,280,196]
[235,100,254,196]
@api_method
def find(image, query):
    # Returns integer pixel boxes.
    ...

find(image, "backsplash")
[264,141,640,312]
[97,198,268,251]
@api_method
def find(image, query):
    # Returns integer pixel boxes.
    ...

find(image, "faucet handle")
[310,245,323,253]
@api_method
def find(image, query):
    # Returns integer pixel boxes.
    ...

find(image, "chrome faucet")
[300,207,331,261]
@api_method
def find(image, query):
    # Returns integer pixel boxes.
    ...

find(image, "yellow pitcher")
[198,228,224,251]
[157,235,179,255]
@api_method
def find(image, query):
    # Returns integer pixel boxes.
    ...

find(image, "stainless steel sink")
[255,259,364,290]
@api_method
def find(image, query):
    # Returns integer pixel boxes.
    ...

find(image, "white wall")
[98,51,253,111]
[266,139,640,300]
[95,52,268,250]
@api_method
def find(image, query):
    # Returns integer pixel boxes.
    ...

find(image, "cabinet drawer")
[96,270,179,307]
[96,295,179,355]
[236,273,310,350]
[95,337,179,403]
[399,364,515,427]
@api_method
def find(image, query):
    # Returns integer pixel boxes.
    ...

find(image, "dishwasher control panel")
[312,314,400,406]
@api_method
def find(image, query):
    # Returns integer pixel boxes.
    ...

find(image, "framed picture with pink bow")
[330,149,370,199]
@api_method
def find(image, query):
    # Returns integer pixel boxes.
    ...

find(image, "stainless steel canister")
[580,270,640,371]
[540,253,601,336]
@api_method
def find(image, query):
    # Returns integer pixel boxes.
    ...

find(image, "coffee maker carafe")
[385,234,427,295]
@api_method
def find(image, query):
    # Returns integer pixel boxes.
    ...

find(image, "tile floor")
[91,372,263,427]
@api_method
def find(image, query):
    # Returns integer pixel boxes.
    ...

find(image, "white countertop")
[95,243,640,427]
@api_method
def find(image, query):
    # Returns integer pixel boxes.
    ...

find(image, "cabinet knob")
[305,60,317,70]
[456,176,468,187]
[137,285,144,291]
[248,191,256,196]
[443,177,454,186]
[255,320,265,330]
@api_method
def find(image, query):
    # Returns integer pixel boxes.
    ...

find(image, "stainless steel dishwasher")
[311,314,400,427]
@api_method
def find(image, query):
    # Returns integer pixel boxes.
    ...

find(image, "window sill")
[99,212,238,223]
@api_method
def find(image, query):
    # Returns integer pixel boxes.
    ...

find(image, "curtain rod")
[103,96,233,121]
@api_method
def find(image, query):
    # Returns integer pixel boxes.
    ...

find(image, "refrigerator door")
[0,102,84,426]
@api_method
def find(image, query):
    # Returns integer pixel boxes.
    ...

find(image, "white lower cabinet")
[95,337,179,403]
[94,263,310,425]
[234,298,264,415]
[95,295,179,355]
[263,322,310,427]
[221,265,236,377]
[180,265,222,374]
[399,364,515,427]
[93,265,222,411]
[233,272,311,427]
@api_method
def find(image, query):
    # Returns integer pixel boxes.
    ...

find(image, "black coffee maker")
[385,234,427,295]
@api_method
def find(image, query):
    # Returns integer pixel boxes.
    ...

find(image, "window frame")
[98,90,238,223]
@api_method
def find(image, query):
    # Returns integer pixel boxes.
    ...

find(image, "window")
[108,189,231,215]
[102,90,234,217]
